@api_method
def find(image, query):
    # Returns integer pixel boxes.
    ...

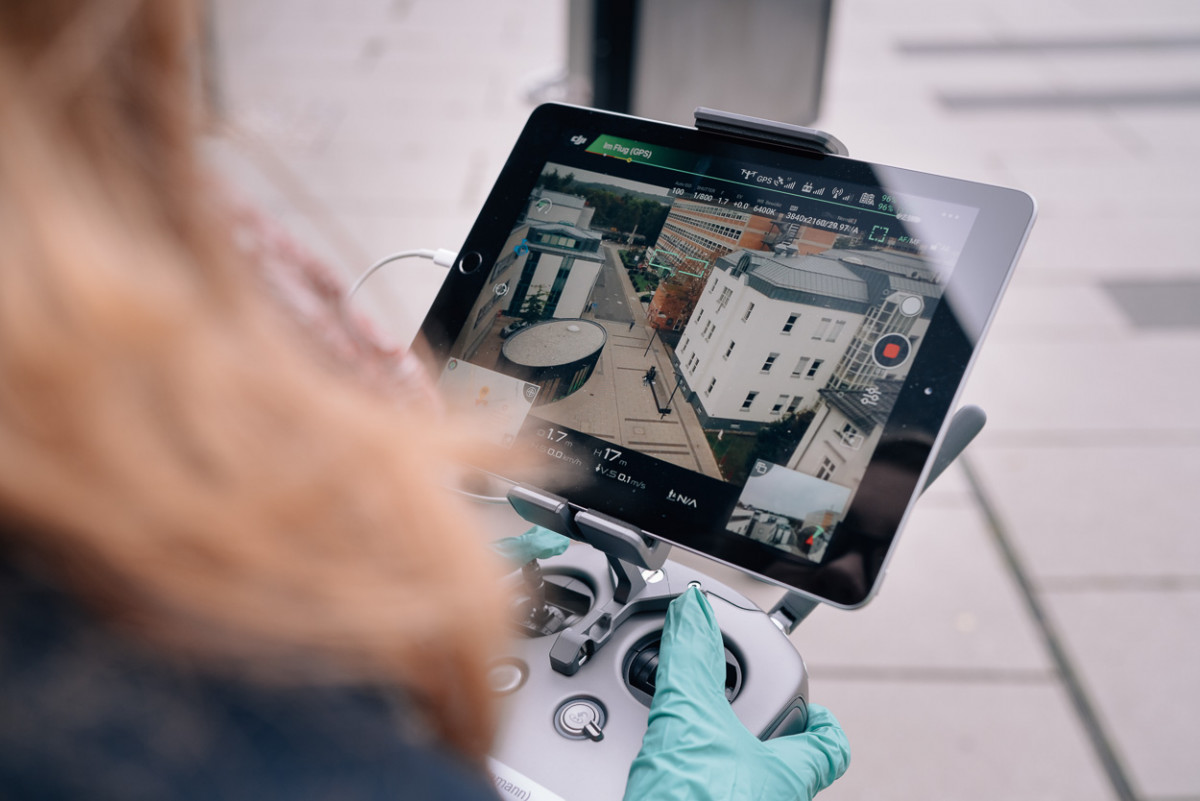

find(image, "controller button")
[554,697,606,741]
[487,659,527,695]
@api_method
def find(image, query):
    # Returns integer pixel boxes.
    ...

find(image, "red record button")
[872,333,912,369]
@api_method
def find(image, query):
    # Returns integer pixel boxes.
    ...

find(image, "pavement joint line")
[1038,575,1200,593]
[898,34,1200,55]
[809,665,1057,685]
[961,455,1140,801]
[973,430,1200,448]
[938,88,1200,111]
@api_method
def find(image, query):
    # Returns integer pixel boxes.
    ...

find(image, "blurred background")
[205,1,1200,799]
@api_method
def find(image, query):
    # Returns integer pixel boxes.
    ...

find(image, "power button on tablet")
[458,251,484,275]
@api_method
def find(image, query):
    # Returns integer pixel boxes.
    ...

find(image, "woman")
[0,1,509,796]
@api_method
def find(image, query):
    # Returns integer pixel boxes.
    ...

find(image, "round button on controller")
[553,697,606,741]
[486,659,527,695]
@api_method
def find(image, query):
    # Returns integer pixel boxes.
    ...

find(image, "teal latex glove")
[491,525,571,565]
[623,587,850,801]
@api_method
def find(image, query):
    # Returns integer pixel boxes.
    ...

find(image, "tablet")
[418,104,1035,608]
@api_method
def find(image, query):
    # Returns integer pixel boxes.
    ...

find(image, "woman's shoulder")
[0,556,498,801]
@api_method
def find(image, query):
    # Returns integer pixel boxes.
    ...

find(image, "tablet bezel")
[418,103,1035,608]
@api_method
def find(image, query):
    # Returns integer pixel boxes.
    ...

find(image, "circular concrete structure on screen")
[499,319,607,405]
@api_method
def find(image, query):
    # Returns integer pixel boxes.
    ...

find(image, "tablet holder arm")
[693,107,849,157]
[507,484,674,675]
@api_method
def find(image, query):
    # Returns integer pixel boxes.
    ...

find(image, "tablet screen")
[420,104,1034,606]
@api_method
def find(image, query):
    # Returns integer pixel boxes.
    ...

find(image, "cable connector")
[430,248,458,268]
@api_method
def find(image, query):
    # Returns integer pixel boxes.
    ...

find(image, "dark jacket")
[0,554,500,801]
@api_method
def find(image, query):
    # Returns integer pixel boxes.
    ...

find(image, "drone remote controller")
[487,540,809,801]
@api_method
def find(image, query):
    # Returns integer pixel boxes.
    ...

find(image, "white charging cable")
[347,248,458,301]
[346,247,516,504]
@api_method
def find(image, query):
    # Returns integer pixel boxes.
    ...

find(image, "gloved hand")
[623,587,850,801]
[491,525,571,565]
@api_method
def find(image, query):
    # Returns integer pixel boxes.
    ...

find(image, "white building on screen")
[673,247,941,432]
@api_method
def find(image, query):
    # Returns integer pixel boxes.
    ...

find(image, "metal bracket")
[922,404,987,492]
[768,592,821,636]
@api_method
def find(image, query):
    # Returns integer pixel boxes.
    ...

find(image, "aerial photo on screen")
[444,160,947,561]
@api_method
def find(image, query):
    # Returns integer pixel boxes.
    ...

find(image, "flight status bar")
[575,133,978,262]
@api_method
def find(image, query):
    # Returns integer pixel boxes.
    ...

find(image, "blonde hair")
[0,0,509,760]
